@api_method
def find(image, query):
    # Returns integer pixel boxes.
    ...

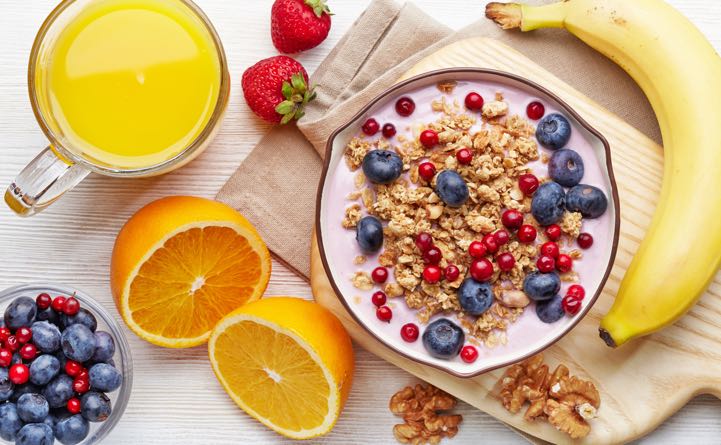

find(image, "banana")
[486,0,721,347]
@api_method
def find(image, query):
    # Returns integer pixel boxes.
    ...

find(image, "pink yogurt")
[322,78,613,370]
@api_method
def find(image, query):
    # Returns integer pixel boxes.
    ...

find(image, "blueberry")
[435,170,469,207]
[536,295,565,323]
[531,182,566,226]
[11,384,40,403]
[35,306,60,326]
[356,216,384,253]
[548,149,584,187]
[91,331,115,363]
[0,403,23,441]
[61,324,96,362]
[457,278,494,316]
[30,322,61,353]
[54,415,89,445]
[15,423,54,445]
[422,318,465,360]
[80,392,112,422]
[30,355,61,386]
[42,413,57,435]
[11,353,23,365]
[0,367,14,401]
[566,184,608,219]
[61,309,97,333]
[42,375,74,409]
[4,297,37,330]
[89,363,122,392]
[523,272,561,301]
[17,393,50,423]
[362,150,403,184]
[536,113,572,150]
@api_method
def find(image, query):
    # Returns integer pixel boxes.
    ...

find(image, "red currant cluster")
[361,118,397,139]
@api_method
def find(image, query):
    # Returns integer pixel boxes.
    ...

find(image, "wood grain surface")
[1,1,720,444]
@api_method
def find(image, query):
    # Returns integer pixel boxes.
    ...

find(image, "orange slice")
[110,196,271,348]
[208,297,354,439]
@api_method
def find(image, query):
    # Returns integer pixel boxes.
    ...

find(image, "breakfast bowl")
[0,283,132,443]
[315,68,620,378]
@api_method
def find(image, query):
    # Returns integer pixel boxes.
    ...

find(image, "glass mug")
[5,0,230,216]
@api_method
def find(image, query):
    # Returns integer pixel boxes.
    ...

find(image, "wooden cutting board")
[310,37,721,445]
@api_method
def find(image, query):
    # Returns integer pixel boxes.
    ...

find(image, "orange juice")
[36,0,222,169]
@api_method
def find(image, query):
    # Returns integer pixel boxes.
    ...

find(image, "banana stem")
[485,2,569,31]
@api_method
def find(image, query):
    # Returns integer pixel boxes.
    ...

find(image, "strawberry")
[241,56,316,124]
[271,0,332,54]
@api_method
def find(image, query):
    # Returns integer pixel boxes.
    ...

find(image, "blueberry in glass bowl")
[0,284,132,445]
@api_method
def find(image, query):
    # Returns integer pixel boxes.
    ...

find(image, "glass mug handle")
[5,146,90,217]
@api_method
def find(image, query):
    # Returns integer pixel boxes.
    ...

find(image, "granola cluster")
[389,384,462,445]
[342,88,583,345]
[498,354,600,439]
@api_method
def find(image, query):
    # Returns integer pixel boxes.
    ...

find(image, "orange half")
[111,196,271,347]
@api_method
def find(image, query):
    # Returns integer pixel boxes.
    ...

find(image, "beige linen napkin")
[216,0,660,279]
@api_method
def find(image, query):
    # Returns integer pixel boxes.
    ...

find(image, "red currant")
[444,265,460,282]
[6,336,19,352]
[420,129,439,148]
[9,363,29,385]
[67,398,81,414]
[362,118,380,136]
[371,267,389,284]
[371,291,387,307]
[418,162,437,181]
[562,294,583,315]
[423,265,442,284]
[52,296,66,312]
[400,323,420,342]
[0,327,10,342]
[376,306,392,322]
[537,255,556,273]
[77,370,89,382]
[517,225,537,243]
[19,344,37,360]
[63,297,80,316]
[65,360,83,377]
[73,377,90,394]
[468,241,487,259]
[545,224,562,241]
[567,284,586,300]
[470,259,494,282]
[0,349,12,367]
[497,253,515,272]
[456,148,473,165]
[556,254,573,273]
[423,246,442,265]
[395,97,415,116]
[501,209,523,230]
[415,232,434,252]
[15,327,32,344]
[494,229,510,246]
[465,92,484,111]
[460,345,479,363]
[578,233,594,249]
[36,293,52,310]
[382,123,397,138]
[526,101,545,120]
[482,233,499,254]
[518,174,540,196]
[540,242,560,258]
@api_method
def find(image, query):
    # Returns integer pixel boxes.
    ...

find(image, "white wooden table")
[1,1,720,443]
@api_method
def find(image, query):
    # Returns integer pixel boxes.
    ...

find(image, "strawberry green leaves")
[304,0,332,18]
[275,72,317,124]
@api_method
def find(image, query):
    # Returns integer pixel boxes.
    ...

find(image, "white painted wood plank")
[0,1,719,443]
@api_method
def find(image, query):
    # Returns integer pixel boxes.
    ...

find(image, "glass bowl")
[0,283,133,444]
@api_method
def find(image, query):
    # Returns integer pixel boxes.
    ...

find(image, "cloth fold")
[217,0,660,279]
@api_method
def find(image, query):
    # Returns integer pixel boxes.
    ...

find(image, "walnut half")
[390,384,463,445]
[497,354,600,439]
